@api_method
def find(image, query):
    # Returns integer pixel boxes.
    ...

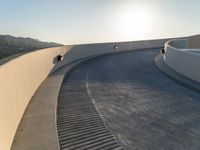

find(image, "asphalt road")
[58,49,200,150]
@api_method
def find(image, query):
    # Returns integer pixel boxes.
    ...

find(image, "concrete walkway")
[12,48,200,150]
[59,49,200,150]
[11,55,111,150]
[57,64,123,150]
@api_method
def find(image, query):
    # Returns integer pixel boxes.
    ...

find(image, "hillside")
[0,35,63,59]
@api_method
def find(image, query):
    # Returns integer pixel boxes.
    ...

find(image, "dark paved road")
[58,49,200,150]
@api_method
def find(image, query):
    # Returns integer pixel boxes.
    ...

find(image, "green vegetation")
[0,35,63,59]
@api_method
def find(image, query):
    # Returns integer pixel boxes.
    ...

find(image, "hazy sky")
[0,0,200,44]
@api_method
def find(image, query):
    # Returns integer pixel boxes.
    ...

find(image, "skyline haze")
[0,0,200,44]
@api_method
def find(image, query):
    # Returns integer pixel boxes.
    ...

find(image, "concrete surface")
[0,46,75,150]
[59,48,200,150]
[2,36,199,150]
[0,46,73,150]
[188,34,200,49]
[11,56,98,150]
[0,38,169,150]
[11,64,72,150]
[57,69,123,150]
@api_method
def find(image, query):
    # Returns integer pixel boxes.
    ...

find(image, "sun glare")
[118,6,153,40]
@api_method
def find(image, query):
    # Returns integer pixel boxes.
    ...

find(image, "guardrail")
[164,39,200,83]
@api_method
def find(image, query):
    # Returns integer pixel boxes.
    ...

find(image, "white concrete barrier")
[0,39,168,150]
[164,39,200,83]
[188,34,200,49]
[0,46,73,150]
[61,39,168,64]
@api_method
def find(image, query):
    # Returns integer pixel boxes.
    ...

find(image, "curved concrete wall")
[0,39,167,150]
[62,39,168,63]
[164,39,200,83]
[0,46,74,150]
[188,34,200,49]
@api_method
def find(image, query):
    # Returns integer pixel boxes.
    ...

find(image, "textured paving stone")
[58,49,200,150]
[57,66,123,150]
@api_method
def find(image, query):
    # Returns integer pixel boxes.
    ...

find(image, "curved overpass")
[0,39,167,150]
[57,49,200,149]
[1,37,200,150]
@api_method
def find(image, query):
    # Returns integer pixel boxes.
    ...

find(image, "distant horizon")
[1,0,200,44]
[1,33,198,45]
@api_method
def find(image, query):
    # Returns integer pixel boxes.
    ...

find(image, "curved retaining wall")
[0,39,167,150]
[164,39,200,83]
[0,46,73,150]
[188,34,200,49]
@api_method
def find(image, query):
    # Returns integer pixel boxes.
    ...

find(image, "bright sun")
[118,6,153,40]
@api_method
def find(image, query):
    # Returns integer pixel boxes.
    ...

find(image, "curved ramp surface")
[57,49,200,150]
